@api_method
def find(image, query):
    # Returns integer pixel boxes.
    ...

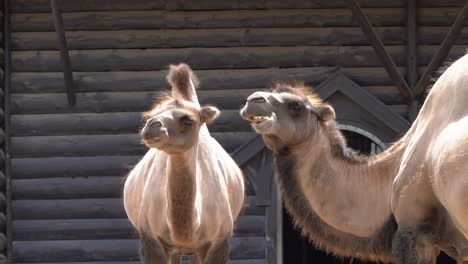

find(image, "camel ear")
[200,106,220,124]
[312,104,335,121]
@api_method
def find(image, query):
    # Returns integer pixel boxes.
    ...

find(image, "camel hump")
[167,63,200,103]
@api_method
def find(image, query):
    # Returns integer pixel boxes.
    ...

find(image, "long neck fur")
[167,150,197,245]
[276,121,410,263]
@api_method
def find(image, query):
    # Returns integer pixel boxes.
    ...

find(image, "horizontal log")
[13,237,265,262]
[13,261,264,264]
[12,45,465,72]
[10,0,399,13]
[11,27,406,50]
[11,46,403,72]
[11,67,339,93]
[11,155,141,179]
[10,0,467,12]
[10,132,256,158]
[11,110,252,136]
[12,196,263,220]
[10,91,255,114]
[11,9,405,32]
[12,177,125,199]
[13,216,265,240]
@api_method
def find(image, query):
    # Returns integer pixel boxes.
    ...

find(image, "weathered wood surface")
[12,177,125,199]
[11,67,340,93]
[10,9,405,32]
[11,110,252,136]
[13,27,468,51]
[11,155,141,179]
[11,8,466,32]
[14,262,265,264]
[11,27,407,50]
[12,196,263,220]
[10,132,256,158]
[13,237,265,262]
[10,91,254,114]
[12,46,467,72]
[13,216,265,240]
[10,0,467,13]
[9,46,406,72]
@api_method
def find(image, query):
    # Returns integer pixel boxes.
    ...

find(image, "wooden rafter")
[50,0,76,106]
[414,0,468,100]
[346,0,413,103]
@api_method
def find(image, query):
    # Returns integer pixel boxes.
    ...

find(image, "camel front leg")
[203,239,230,264]
[392,227,438,264]
[139,234,170,264]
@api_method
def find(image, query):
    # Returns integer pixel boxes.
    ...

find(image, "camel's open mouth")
[251,115,269,124]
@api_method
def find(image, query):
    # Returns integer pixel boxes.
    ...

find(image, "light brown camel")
[240,54,468,264]
[123,64,244,264]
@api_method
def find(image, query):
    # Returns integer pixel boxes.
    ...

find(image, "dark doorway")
[282,130,456,264]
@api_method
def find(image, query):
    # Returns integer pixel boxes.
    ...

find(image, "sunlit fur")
[241,54,468,262]
[123,64,244,263]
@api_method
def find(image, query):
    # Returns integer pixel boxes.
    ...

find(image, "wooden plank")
[13,216,265,240]
[414,2,468,99]
[12,177,125,199]
[10,110,252,136]
[13,261,265,264]
[346,0,412,102]
[10,9,405,32]
[50,0,76,106]
[11,155,141,179]
[10,46,345,72]
[10,91,256,114]
[11,27,407,51]
[11,67,339,93]
[12,45,461,72]
[12,237,265,262]
[10,0,406,13]
[10,132,256,158]
[12,196,263,220]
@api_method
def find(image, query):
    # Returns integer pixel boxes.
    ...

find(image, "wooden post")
[414,0,468,100]
[407,0,419,121]
[50,0,76,106]
[346,0,413,103]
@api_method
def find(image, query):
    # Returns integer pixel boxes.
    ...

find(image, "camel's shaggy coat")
[124,64,244,264]
[241,54,468,263]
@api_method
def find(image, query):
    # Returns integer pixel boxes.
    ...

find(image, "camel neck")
[275,127,409,261]
[296,129,406,237]
[166,150,198,245]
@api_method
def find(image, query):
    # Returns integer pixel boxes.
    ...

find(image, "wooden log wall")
[6,0,468,263]
[0,0,7,263]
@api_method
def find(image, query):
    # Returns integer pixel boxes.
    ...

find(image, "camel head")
[240,83,335,151]
[141,99,219,154]
[140,63,220,154]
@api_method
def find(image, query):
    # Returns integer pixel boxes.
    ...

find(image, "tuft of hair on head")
[142,91,172,119]
[272,81,327,106]
[167,63,199,101]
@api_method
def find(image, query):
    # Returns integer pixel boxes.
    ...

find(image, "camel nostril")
[248,96,266,103]
[148,120,163,128]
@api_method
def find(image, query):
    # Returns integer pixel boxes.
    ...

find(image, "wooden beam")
[407,0,420,120]
[414,0,468,100]
[346,0,413,103]
[2,0,13,262]
[50,0,76,106]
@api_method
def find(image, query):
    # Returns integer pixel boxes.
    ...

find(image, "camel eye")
[180,115,194,127]
[288,101,304,116]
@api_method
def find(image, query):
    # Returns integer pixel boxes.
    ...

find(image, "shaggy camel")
[123,64,244,264]
[240,54,468,263]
